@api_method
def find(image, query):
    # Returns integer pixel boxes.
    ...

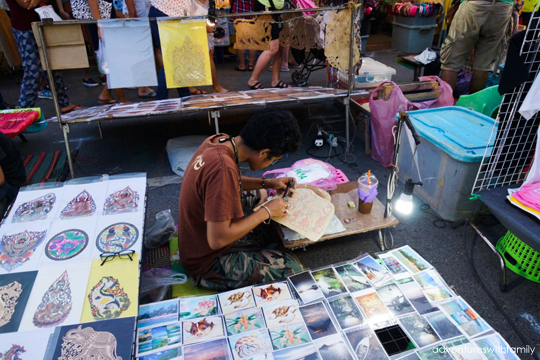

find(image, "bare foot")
[118,99,131,103]
[138,87,156,98]
[213,87,228,93]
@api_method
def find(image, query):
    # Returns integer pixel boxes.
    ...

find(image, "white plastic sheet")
[98,19,158,89]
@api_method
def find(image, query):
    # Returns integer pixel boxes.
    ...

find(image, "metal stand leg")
[209,110,221,134]
[97,121,104,139]
[470,222,507,292]
[18,134,28,143]
[378,229,385,251]
[62,124,76,179]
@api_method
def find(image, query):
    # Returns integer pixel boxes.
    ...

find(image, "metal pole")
[345,3,357,157]
[469,222,507,292]
[36,22,76,179]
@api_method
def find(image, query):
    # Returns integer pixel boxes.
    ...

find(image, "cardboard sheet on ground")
[5,184,64,224]
[0,329,52,358]
[233,16,273,51]
[324,8,360,70]
[0,221,50,274]
[19,263,91,331]
[80,255,139,323]
[259,189,335,242]
[99,19,158,89]
[158,19,212,89]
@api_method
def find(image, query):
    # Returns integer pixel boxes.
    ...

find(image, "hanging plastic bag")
[140,267,188,299]
[262,158,341,190]
[166,135,207,176]
[417,75,454,109]
[34,5,62,21]
[95,40,109,75]
[145,209,177,249]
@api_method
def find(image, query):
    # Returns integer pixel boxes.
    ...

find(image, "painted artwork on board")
[218,287,255,315]
[96,223,139,253]
[45,229,89,261]
[103,186,140,215]
[253,282,292,306]
[0,271,37,333]
[60,190,97,219]
[88,276,131,320]
[270,322,311,350]
[12,193,56,223]
[32,270,72,327]
[0,230,47,272]
[49,317,136,360]
[179,295,218,320]
[225,307,266,336]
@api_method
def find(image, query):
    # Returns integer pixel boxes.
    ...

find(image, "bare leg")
[210,49,228,93]
[248,40,280,87]
[281,46,289,70]
[248,50,256,69]
[271,45,288,87]
[115,89,130,103]
[469,70,489,94]
[237,49,246,70]
[83,68,90,80]
[99,86,115,102]
[441,69,458,95]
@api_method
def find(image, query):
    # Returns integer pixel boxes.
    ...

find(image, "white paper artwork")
[99,19,158,89]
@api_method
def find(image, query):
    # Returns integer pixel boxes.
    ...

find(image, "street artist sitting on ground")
[178,107,305,290]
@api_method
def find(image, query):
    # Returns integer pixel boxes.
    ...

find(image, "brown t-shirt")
[178,134,244,276]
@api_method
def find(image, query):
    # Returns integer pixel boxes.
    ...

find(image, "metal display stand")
[470,6,540,291]
[35,2,361,179]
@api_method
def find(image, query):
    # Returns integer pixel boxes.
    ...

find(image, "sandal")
[138,90,156,98]
[249,82,264,90]
[273,81,290,89]
[235,65,247,71]
[61,104,84,114]
[98,98,118,105]
[248,65,254,71]
[190,89,207,95]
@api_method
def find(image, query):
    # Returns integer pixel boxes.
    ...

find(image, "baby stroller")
[290,47,327,87]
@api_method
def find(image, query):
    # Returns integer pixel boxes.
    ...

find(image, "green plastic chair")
[455,85,504,119]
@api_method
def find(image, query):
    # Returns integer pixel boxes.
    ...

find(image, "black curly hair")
[240,107,302,158]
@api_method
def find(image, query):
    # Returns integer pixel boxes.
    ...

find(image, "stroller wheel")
[292,71,307,87]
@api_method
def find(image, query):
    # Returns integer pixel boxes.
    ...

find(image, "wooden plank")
[404,90,441,102]
[281,182,399,249]
[399,81,438,93]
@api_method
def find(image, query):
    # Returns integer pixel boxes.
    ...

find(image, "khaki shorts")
[440,0,512,72]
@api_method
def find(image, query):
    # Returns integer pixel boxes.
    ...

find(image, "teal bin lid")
[402,107,497,163]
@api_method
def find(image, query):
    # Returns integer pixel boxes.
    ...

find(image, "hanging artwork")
[0,271,37,333]
[45,229,88,261]
[158,19,212,89]
[279,15,323,50]
[80,255,139,323]
[49,317,137,360]
[324,8,360,71]
[0,329,52,359]
[95,222,139,253]
[99,19,158,89]
[11,193,56,223]
[0,229,47,272]
[88,276,131,320]
[214,18,231,47]
[32,270,72,327]
[234,16,273,51]
[60,190,97,219]
[103,186,140,215]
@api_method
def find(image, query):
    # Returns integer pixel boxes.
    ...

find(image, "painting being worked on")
[0,228,47,273]
[268,188,334,242]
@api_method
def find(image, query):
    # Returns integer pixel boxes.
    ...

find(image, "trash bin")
[397,107,497,221]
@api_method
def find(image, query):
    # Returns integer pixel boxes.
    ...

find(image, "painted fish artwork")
[88,276,130,319]
[0,281,22,328]
[103,186,140,215]
[12,193,56,223]
[0,230,47,272]
[96,223,139,253]
[60,190,96,219]
[58,324,121,360]
[33,271,72,327]
[45,230,88,261]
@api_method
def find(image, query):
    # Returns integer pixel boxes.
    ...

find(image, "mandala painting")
[0,230,47,272]
[0,344,26,359]
[59,324,120,360]
[33,271,72,328]
[88,276,130,319]
[45,230,89,261]
[96,223,138,253]
[60,190,96,219]
[103,186,140,215]
[0,281,22,328]
[12,193,56,223]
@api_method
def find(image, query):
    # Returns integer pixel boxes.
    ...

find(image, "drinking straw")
[368,170,371,185]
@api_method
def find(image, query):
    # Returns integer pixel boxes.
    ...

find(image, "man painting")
[178,107,304,290]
